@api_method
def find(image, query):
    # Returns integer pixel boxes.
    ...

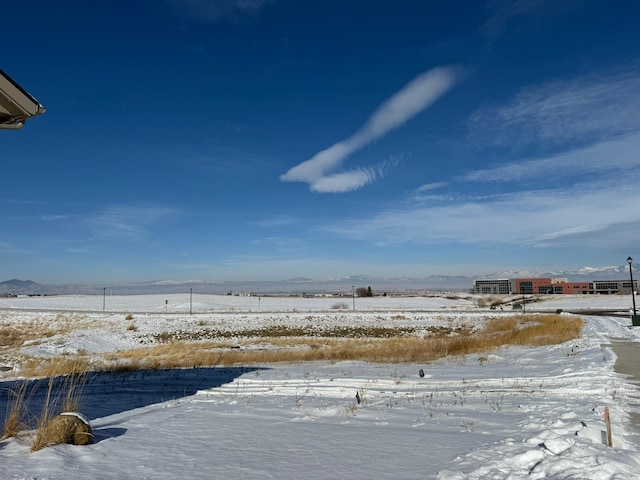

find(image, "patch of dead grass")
[104,314,582,369]
[10,314,582,376]
[0,314,91,349]
[20,356,97,378]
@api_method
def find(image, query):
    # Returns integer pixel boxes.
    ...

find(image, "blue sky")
[3,0,640,285]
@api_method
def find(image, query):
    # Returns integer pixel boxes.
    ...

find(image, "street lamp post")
[628,256,637,316]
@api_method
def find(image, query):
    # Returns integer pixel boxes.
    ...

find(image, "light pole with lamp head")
[628,256,637,316]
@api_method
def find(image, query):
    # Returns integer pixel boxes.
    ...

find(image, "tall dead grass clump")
[30,370,89,451]
[30,377,56,451]
[2,380,30,439]
[60,371,88,413]
[0,356,91,451]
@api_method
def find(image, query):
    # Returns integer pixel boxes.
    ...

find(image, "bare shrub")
[331,302,349,310]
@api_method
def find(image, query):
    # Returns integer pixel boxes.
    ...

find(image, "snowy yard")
[2,293,640,479]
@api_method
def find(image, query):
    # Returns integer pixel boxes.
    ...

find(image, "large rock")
[43,412,93,446]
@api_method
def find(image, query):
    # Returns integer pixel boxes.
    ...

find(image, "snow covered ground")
[2,293,640,479]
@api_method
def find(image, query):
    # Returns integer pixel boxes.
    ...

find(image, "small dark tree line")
[356,286,373,297]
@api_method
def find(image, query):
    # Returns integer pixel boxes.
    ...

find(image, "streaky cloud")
[166,0,274,22]
[281,66,464,191]
[415,182,449,193]
[462,132,640,183]
[484,0,546,38]
[325,179,640,249]
[310,168,379,193]
[310,156,401,193]
[86,205,178,242]
[469,67,640,149]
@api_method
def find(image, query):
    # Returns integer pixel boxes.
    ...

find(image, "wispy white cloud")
[86,206,177,242]
[462,132,640,183]
[252,215,297,227]
[327,179,640,249]
[309,156,402,193]
[330,66,640,252]
[66,248,94,254]
[469,67,640,149]
[484,0,546,38]
[281,66,464,192]
[414,182,449,193]
[249,236,309,249]
[309,168,379,193]
[380,66,638,250]
[166,0,274,22]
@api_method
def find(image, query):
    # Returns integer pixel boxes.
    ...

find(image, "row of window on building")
[472,278,638,295]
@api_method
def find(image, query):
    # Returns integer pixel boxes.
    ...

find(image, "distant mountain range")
[486,265,630,280]
[0,265,633,296]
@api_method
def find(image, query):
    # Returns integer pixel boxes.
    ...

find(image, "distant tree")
[355,286,374,297]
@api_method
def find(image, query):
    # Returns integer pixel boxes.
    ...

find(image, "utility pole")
[352,285,355,311]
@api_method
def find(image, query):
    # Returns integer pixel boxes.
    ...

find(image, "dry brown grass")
[0,314,92,352]
[20,355,96,378]
[1,370,91,451]
[29,376,58,452]
[104,314,582,370]
[0,350,92,449]
[59,372,88,414]
[10,314,582,377]
[151,324,468,342]
[2,380,30,439]
[0,322,57,348]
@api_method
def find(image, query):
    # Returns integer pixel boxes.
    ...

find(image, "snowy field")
[0,292,477,313]
[2,293,640,479]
